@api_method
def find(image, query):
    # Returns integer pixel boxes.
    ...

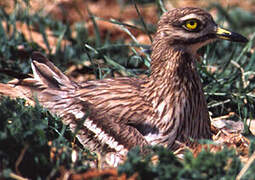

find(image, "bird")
[0,7,248,166]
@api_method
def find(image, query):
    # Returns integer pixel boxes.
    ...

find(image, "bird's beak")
[216,26,248,43]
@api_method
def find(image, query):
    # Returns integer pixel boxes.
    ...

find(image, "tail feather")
[31,52,78,90]
[29,52,82,118]
[0,52,80,118]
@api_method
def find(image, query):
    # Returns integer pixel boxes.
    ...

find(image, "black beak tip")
[240,36,249,43]
[216,27,249,43]
[232,32,249,43]
[226,32,249,43]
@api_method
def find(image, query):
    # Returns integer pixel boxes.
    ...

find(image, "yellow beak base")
[216,27,248,43]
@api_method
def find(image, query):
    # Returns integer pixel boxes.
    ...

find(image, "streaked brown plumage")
[0,7,248,166]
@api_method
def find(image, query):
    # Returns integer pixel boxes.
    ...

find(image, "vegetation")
[0,0,255,179]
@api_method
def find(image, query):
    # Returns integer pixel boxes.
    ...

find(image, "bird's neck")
[145,38,197,98]
[150,45,195,79]
[144,40,198,113]
[142,39,211,147]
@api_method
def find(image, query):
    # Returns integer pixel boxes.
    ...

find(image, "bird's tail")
[30,52,78,91]
[0,52,80,121]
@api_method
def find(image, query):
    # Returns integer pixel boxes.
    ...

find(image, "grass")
[0,0,255,179]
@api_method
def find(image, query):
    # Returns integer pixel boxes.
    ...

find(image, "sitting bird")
[0,7,248,166]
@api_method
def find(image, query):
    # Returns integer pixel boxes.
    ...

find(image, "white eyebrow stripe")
[179,14,202,21]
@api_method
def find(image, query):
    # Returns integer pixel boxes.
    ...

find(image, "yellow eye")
[184,19,200,31]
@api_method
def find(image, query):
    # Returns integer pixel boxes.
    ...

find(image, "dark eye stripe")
[172,33,216,44]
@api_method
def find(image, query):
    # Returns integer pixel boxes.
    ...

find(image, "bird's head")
[155,7,248,55]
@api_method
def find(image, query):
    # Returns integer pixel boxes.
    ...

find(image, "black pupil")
[190,21,195,25]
